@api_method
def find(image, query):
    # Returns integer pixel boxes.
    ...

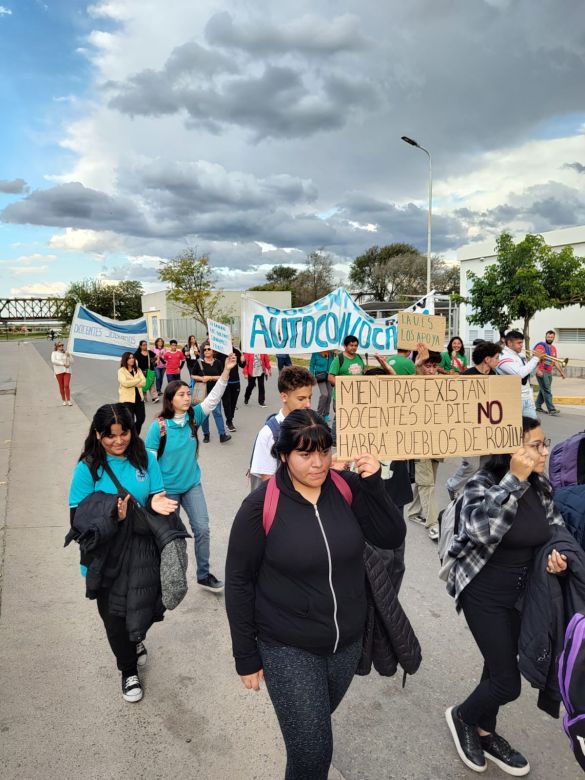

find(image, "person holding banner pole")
[118,352,146,435]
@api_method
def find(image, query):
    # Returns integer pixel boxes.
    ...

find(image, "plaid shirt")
[447,470,564,609]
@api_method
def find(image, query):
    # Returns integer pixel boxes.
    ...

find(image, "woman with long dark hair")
[153,337,166,395]
[226,409,406,779]
[183,335,200,380]
[445,416,566,775]
[438,335,468,375]
[145,353,237,593]
[118,351,146,435]
[193,346,231,443]
[68,404,178,703]
[133,339,158,403]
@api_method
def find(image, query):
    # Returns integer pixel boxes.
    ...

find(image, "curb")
[552,396,585,406]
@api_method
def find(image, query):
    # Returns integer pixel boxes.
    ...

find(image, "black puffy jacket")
[518,525,585,717]
[66,495,189,642]
[356,543,422,679]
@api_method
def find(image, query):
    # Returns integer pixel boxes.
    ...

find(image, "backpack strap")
[262,469,353,536]
[157,416,167,459]
[263,476,280,535]
[330,470,353,506]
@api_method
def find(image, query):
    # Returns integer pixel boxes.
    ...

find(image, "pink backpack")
[263,470,353,534]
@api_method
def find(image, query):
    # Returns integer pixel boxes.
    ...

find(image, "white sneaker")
[428,525,440,541]
[67,400,73,406]
[122,673,143,703]
[62,401,67,406]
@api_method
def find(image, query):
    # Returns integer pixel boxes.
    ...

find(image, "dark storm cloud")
[204,11,367,55]
[564,162,585,174]
[0,178,27,194]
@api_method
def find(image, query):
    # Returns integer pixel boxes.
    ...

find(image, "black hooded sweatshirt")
[225,466,406,675]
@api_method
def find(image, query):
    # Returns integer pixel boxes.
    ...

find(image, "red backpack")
[262,470,353,534]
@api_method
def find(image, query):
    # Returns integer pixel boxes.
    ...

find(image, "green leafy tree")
[456,232,585,345]
[158,249,226,327]
[349,243,456,299]
[266,265,298,285]
[62,279,144,324]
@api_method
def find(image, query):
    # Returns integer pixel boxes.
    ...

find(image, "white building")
[458,225,585,376]
[141,288,292,344]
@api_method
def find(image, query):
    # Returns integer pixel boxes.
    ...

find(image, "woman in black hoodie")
[225,409,406,780]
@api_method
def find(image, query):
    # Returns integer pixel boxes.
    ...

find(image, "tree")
[349,243,458,300]
[266,265,298,285]
[293,250,335,306]
[456,232,585,345]
[158,249,226,327]
[62,279,144,324]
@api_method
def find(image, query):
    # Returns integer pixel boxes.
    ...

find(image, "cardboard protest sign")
[396,311,446,350]
[207,319,233,355]
[336,374,522,460]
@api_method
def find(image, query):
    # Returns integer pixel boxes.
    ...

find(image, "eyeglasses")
[527,438,551,453]
[204,348,212,351]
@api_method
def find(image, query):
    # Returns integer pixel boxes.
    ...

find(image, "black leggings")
[459,562,528,732]
[124,400,145,436]
[259,639,361,780]
[222,382,240,425]
[96,590,138,675]
[245,375,265,405]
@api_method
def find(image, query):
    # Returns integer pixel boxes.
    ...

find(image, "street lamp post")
[401,135,432,294]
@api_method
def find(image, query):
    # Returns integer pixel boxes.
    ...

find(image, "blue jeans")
[276,354,292,371]
[167,483,210,580]
[201,404,226,437]
[522,395,537,419]
[536,372,556,412]
[155,366,165,393]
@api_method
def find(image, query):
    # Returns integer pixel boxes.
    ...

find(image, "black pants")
[222,382,240,425]
[96,590,138,675]
[259,639,361,780]
[459,562,528,732]
[124,400,145,435]
[245,375,265,405]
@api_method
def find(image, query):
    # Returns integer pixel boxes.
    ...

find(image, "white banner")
[68,304,148,361]
[240,287,435,355]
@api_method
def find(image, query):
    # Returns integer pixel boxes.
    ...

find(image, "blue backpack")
[549,431,585,489]
[248,414,282,492]
[558,612,585,771]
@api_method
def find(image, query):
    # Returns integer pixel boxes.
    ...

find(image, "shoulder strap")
[330,470,353,505]
[338,352,344,370]
[101,460,136,503]
[157,416,167,458]
[263,477,280,535]
[266,414,281,437]
[262,469,353,535]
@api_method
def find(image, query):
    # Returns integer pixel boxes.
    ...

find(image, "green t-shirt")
[439,351,468,373]
[329,352,365,399]
[385,354,415,376]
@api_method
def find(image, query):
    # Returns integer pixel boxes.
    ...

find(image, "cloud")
[11,253,58,265]
[0,178,27,194]
[564,162,585,174]
[106,15,377,141]
[0,6,12,16]
[204,12,367,55]
[10,281,68,296]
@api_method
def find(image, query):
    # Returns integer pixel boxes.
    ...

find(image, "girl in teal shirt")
[68,403,177,703]
[438,336,468,374]
[145,354,236,594]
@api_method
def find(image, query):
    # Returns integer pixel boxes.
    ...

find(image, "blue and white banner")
[68,304,148,361]
[241,287,435,355]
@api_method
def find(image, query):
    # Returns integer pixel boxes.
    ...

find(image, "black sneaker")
[535,407,547,414]
[445,706,487,773]
[122,672,143,703]
[244,398,249,405]
[203,434,210,443]
[197,573,224,593]
[481,733,530,776]
[259,403,267,407]
[549,409,560,416]
[227,422,236,432]
[219,434,232,443]
[136,641,147,668]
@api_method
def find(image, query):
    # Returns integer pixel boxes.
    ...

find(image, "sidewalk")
[546,375,585,405]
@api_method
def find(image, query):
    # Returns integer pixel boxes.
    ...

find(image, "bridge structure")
[0,297,69,324]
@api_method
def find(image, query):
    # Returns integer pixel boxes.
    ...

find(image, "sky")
[1,0,585,298]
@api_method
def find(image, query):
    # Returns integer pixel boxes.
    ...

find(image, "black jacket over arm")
[225,465,406,676]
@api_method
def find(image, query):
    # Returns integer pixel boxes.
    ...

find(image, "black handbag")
[315,370,329,383]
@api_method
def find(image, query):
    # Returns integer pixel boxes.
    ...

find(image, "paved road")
[0,341,582,779]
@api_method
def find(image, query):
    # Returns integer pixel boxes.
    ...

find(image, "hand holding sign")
[354,453,381,478]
